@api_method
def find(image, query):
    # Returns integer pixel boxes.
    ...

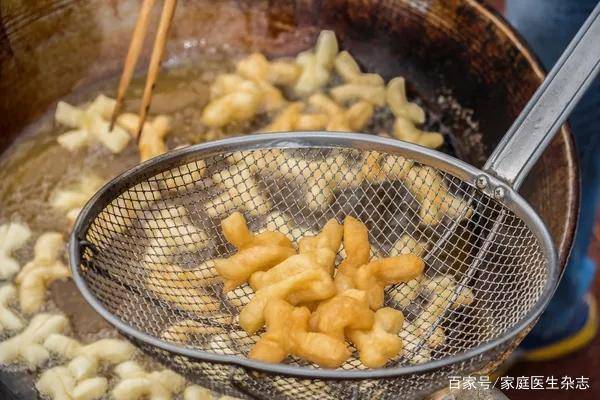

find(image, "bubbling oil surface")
[0,55,459,393]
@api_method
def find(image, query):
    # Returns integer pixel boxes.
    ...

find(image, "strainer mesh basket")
[71,137,555,399]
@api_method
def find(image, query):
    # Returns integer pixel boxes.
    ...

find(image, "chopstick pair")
[109,0,177,140]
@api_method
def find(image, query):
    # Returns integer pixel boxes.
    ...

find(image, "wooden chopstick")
[135,0,178,141]
[109,0,157,132]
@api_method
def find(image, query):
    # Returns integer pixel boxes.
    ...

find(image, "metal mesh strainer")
[69,6,599,400]
[70,137,553,398]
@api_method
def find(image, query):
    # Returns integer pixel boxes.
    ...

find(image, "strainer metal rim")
[69,132,559,379]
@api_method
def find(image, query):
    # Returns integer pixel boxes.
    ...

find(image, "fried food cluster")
[214,212,295,292]
[0,313,69,368]
[43,334,136,379]
[200,30,444,149]
[213,213,428,368]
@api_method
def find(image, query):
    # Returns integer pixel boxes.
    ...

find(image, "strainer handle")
[483,3,600,189]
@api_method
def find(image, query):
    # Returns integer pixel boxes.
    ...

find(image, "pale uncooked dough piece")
[36,366,75,400]
[334,51,384,86]
[117,113,173,161]
[403,166,473,226]
[103,181,162,235]
[206,163,271,217]
[36,365,108,400]
[112,361,186,400]
[140,206,209,245]
[389,234,428,257]
[391,117,444,149]
[183,385,214,400]
[399,275,474,355]
[161,319,225,343]
[0,284,23,332]
[307,93,374,132]
[399,320,432,365]
[43,334,136,380]
[236,52,301,87]
[145,265,220,314]
[158,160,207,192]
[263,211,306,241]
[15,232,70,314]
[293,30,339,96]
[390,276,424,309]
[0,222,32,280]
[0,313,69,368]
[51,175,104,223]
[386,77,425,124]
[138,115,172,162]
[140,207,212,268]
[72,377,109,400]
[201,74,267,128]
[330,83,386,106]
[55,94,131,154]
[420,275,475,319]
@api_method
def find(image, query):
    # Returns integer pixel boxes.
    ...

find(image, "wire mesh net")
[73,142,552,399]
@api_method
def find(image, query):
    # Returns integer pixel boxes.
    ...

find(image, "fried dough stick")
[214,212,295,292]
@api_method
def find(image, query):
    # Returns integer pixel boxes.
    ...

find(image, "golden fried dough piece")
[298,219,343,260]
[334,216,370,293]
[281,256,337,306]
[354,254,425,310]
[347,307,404,368]
[214,212,295,292]
[249,299,350,368]
[239,269,324,334]
[404,166,473,226]
[238,217,343,333]
[309,289,374,342]
[249,251,323,290]
[299,220,342,274]
[262,102,304,132]
[215,246,295,293]
[241,250,336,333]
[330,83,386,107]
[221,211,291,249]
[247,218,341,314]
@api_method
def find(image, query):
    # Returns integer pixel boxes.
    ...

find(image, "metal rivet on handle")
[475,175,488,189]
[494,186,506,199]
